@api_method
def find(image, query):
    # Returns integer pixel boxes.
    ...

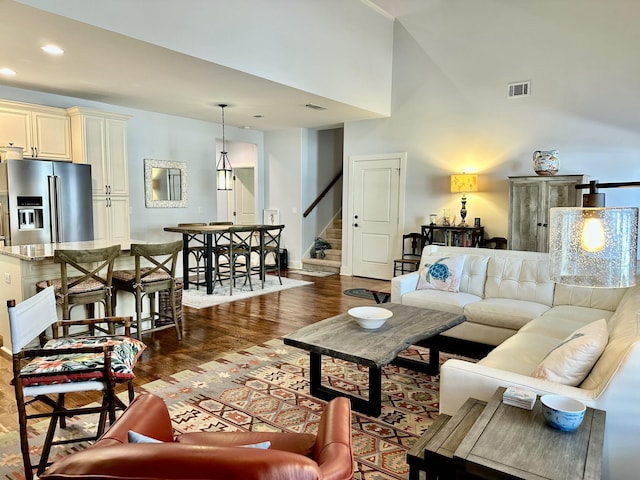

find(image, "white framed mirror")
[144,159,188,208]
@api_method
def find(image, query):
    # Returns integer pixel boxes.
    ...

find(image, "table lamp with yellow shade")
[450,174,478,227]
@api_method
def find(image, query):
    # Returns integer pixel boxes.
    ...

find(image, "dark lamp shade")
[549,207,638,288]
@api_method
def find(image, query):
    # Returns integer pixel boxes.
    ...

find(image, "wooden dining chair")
[112,241,183,340]
[393,233,424,276]
[8,286,143,479]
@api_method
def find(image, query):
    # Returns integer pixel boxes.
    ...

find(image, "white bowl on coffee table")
[348,306,393,329]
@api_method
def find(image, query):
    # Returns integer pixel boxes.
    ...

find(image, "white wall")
[344,7,640,252]
[264,129,304,268]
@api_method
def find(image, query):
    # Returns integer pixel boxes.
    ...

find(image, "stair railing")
[303,169,343,218]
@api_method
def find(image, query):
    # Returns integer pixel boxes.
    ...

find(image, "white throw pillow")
[416,255,466,292]
[532,319,609,386]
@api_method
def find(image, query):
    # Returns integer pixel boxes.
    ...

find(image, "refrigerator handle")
[48,175,63,242]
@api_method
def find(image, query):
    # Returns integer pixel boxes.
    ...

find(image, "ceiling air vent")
[305,103,327,110]
[508,81,530,98]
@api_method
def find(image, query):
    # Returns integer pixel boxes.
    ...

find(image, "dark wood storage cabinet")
[508,175,588,252]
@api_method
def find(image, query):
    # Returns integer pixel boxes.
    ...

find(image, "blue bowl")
[540,395,586,432]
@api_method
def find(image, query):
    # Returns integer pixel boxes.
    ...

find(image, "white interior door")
[350,154,405,279]
[233,167,255,224]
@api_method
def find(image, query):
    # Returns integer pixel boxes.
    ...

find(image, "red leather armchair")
[40,392,353,480]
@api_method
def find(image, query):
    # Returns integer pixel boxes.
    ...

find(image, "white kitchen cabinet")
[508,175,589,252]
[0,100,71,161]
[92,195,130,243]
[68,107,132,241]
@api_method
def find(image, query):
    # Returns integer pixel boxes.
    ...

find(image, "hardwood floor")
[0,271,390,430]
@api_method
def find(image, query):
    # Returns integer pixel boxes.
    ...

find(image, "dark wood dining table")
[163,224,270,294]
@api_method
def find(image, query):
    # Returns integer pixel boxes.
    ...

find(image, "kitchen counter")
[0,239,141,261]
[0,239,151,355]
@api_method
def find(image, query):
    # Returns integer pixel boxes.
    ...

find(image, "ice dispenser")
[17,196,44,230]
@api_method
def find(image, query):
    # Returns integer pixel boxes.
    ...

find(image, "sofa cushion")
[484,256,554,306]
[521,307,611,340]
[532,319,609,386]
[401,289,481,314]
[463,298,550,331]
[417,255,466,292]
[581,286,640,391]
[479,330,559,375]
[553,283,629,311]
[458,254,490,297]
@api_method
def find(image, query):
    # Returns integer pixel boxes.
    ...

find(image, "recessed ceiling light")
[0,68,16,76]
[41,45,64,55]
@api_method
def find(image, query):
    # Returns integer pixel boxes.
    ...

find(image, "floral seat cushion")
[20,336,146,386]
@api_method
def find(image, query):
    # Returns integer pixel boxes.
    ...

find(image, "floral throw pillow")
[416,255,466,292]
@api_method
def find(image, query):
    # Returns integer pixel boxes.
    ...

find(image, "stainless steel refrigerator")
[0,159,94,245]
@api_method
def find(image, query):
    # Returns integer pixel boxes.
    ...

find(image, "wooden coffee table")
[284,304,465,416]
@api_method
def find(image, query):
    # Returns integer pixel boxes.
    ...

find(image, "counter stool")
[112,241,183,340]
[209,222,233,290]
[252,224,285,288]
[178,222,207,290]
[216,225,260,295]
[35,245,121,335]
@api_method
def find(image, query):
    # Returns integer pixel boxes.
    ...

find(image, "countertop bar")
[0,239,145,261]
[0,238,149,354]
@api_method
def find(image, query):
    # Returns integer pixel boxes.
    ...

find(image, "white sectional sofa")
[391,246,640,480]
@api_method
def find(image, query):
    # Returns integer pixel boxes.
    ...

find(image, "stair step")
[324,239,342,250]
[322,249,341,261]
[302,258,341,274]
[325,227,342,237]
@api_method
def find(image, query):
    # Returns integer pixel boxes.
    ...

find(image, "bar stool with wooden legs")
[251,224,285,288]
[112,241,183,340]
[35,245,121,335]
[178,222,207,290]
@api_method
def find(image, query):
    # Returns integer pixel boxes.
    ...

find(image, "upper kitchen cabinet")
[0,100,71,161]
[508,175,589,252]
[67,107,131,196]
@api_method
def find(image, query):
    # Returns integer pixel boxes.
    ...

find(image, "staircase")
[302,216,342,274]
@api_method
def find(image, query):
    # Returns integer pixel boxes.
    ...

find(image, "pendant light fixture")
[216,103,232,190]
[549,180,639,288]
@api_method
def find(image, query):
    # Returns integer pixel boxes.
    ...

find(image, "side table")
[407,397,486,480]
[455,388,605,479]
[407,388,605,480]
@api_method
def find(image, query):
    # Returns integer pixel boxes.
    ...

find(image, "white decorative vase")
[533,150,559,176]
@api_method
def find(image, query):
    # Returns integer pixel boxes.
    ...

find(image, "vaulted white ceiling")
[0,0,401,131]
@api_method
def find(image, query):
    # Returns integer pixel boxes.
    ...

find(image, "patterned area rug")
[0,339,470,480]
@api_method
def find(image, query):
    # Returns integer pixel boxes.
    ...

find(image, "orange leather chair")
[40,392,353,480]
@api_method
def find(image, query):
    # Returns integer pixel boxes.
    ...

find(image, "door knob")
[353,223,359,227]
